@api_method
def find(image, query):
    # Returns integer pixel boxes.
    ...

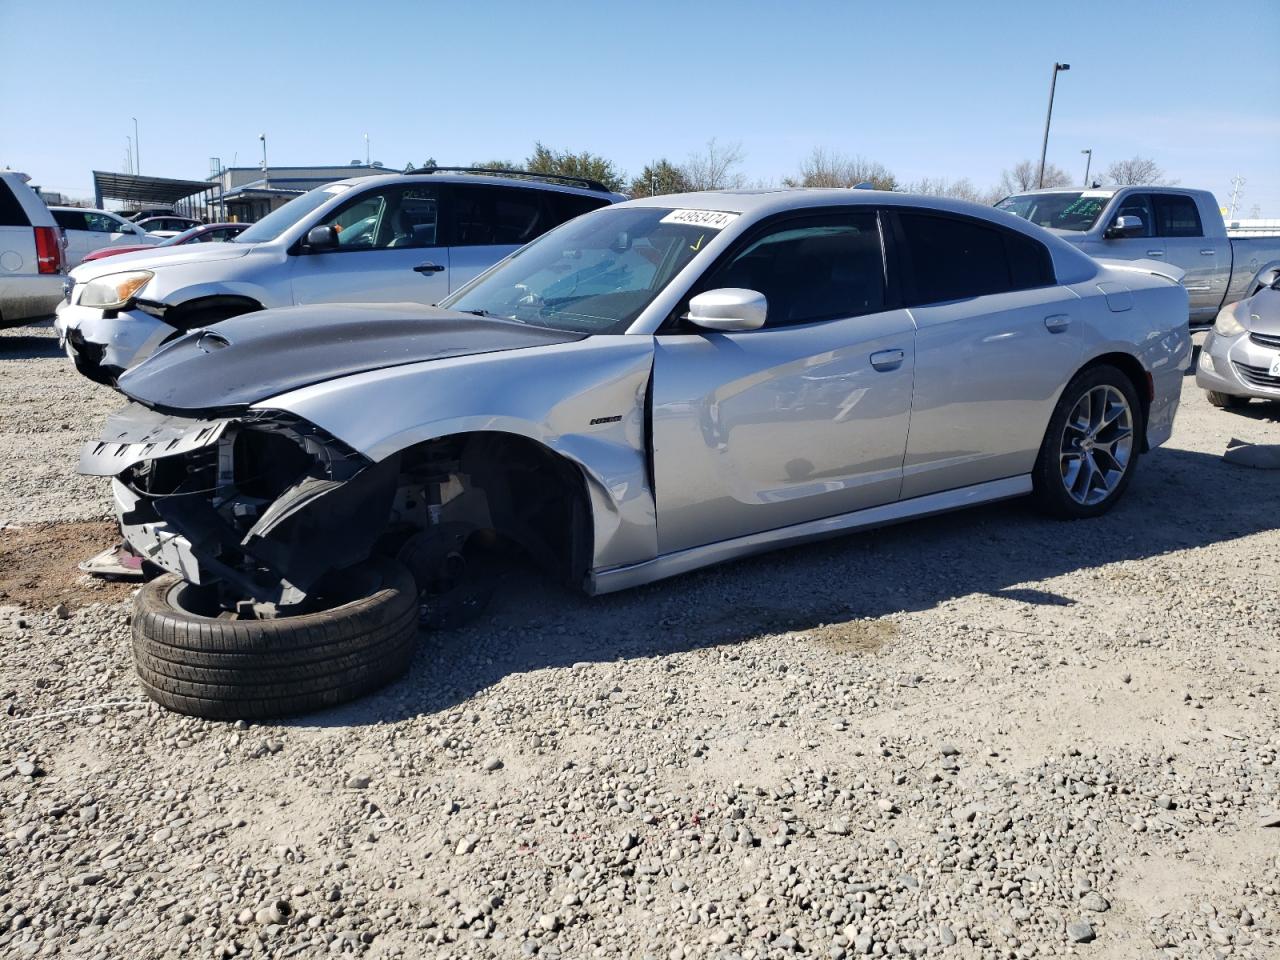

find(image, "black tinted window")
[452,185,545,246]
[704,213,886,327]
[1153,194,1202,237]
[899,213,1050,305]
[53,209,87,231]
[544,192,609,230]
[0,182,30,227]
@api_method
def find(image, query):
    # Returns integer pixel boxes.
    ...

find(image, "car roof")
[1005,186,1206,197]
[327,172,626,202]
[618,187,1010,220]
[51,205,116,214]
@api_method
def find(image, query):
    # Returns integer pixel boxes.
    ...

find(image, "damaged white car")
[82,190,1191,718]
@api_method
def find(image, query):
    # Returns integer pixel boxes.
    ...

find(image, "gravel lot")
[2,317,1279,960]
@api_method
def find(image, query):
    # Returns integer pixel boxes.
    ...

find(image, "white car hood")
[69,242,255,281]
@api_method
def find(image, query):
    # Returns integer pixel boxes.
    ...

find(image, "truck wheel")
[1032,365,1141,519]
[1206,390,1250,410]
[131,557,418,720]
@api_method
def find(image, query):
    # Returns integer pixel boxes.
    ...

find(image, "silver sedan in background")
[1197,281,1280,409]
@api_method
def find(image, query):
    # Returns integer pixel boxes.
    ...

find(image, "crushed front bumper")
[55,300,171,385]
[81,402,396,604]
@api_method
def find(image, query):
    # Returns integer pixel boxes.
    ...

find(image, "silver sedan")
[1196,282,1280,408]
[86,190,1191,608]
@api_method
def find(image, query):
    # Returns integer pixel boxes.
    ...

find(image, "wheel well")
[395,432,593,587]
[165,295,263,332]
[1078,352,1151,450]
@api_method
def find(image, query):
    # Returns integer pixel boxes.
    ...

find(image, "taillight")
[34,226,63,274]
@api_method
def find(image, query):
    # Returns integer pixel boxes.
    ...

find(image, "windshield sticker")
[1081,190,1112,198]
[660,209,739,230]
[1063,198,1107,216]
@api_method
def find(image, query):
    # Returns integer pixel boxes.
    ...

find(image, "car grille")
[1249,331,1280,349]
[1233,361,1280,390]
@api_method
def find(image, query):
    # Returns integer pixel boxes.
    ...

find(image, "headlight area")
[1212,306,1247,338]
[118,411,400,609]
[77,271,154,311]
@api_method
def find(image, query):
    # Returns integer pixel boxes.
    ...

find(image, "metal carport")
[92,171,222,220]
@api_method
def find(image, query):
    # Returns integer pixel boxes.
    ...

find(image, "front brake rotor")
[396,524,494,630]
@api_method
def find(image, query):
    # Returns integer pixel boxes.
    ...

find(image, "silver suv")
[55,169,624,383]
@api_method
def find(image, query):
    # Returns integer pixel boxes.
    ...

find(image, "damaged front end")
[81,403,400,612]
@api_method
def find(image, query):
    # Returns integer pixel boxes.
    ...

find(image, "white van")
[0,172,66,326]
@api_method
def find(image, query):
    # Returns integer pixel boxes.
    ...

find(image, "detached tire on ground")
[131,557,419,720]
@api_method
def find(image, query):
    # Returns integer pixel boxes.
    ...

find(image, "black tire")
[1032,364,1142,519]
[131,557,418,720]
[1206,390,1250,410]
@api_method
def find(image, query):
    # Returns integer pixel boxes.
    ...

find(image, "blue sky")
[2,0,1277,215]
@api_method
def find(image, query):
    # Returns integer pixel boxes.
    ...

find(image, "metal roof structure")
[92,170,217,207]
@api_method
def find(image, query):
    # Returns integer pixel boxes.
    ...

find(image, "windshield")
[233,184,353,243]
[159,226,205,246]
[441,207,720,334]
[995,192,1113,232]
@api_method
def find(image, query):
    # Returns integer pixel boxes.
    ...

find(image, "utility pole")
[126,136,133,175]
[1081,148,1092,187]
[1037,62,1070,188]
[1228,175,1245,218]
[364,133,370,167]
[259,134,268,188]
[132,117,140,174]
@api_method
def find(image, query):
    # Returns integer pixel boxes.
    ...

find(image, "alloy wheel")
[1059,384,1134,506]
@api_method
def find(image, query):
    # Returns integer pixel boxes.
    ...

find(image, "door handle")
[1044,314,1071,333]
[869,348,905,371]
[1146,250,1164,257]
[413,262,445,274]
[1200,249,1216,256]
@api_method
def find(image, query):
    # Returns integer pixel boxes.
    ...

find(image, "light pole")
[1081,148,1093,187]
[1036,62,1070,188]
[259,133,268,187]
[126,135,133,175]
[132,116,140,174]
[364,133,370,167]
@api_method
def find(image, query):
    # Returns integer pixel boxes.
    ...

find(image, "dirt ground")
[1,317,1279,960]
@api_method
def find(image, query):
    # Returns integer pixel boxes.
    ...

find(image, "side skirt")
[586,475,1032,595]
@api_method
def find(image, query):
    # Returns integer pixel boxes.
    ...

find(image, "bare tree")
[682,138,746,191]
[906,177,1003,205]
[998,159,1072,195]
[785,147,897,191]
[1104,155,1170,186]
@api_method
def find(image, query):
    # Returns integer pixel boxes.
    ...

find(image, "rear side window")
[897,212,1052,305]
[1153,194,1202,237]
[452,185,546,246]
[0,182,31,227]
[543,192,609,230]
[53,209,87,231]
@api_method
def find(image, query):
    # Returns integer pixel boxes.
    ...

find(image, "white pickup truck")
[996,186,1280,326]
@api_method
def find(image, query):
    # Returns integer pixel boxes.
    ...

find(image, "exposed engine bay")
[82,402,590,619]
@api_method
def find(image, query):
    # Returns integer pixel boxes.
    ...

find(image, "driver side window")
[1113,194,1154,238]
[317,187,440,250]
[699,213,886,327]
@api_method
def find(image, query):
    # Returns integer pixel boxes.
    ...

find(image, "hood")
[1245,286,1280,335]
[117,302,586,413]
[70,241,253,280]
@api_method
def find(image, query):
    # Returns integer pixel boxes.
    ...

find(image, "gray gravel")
[3,318,1280,959]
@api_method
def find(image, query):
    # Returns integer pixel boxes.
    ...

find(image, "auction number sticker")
[660,209,739,229]
[1270,355,1280,377]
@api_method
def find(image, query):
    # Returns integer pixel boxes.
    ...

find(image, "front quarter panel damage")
[262,337,659,574]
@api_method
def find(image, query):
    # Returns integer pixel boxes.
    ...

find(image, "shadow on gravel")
[0,318,61,360]
[297,443,1280,728]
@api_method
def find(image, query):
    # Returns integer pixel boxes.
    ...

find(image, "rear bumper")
[1196,329,1280,400]
[0,274,67,325]
[54,300,171,383]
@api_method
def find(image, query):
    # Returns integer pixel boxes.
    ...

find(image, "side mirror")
[1105,215,1144,239]
[305,225,339,251]
[685,288,767,332]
